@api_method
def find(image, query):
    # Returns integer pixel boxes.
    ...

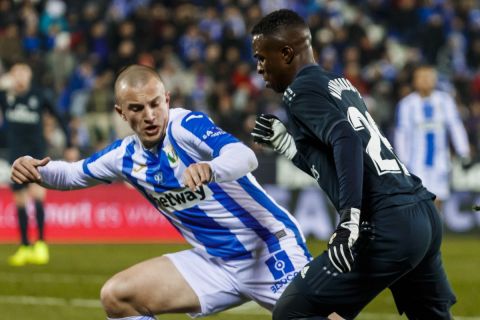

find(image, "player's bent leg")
[100,255,200,318]
[390,252,456,320]
[389,201,456,320]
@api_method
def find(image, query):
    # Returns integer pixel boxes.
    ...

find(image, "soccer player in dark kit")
[0,63,76,266]
[250,9,456,320]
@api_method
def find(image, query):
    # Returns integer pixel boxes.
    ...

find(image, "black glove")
[328,208,361,273]
[460,156,474,170]
[251,114,297,160]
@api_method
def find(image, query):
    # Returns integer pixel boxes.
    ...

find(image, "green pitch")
[0,237,478,320]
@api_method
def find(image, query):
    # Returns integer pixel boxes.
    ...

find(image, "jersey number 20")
[347,107,410,176]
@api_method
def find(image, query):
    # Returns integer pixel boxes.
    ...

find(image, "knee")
[272,297,291,320]
[100,276,133,316]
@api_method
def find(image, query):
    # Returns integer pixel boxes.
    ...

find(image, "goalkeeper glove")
[328,208,360,273]
[251,114,297,160]
[460,156,474,170]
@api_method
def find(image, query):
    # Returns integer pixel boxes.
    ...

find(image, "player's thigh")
[11,185,28,206]
[273,251,391,320]
[28,183,46,201]
[390,251,456,320]
[275,203,435,319]
[102,255,200,314]
[390,202,456,319]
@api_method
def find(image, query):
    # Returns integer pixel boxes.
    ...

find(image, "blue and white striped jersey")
[394,90,470,175]
[40,108,310,261]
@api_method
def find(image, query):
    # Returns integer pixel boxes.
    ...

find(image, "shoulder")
[168,107,191,124]
[168,107,215,141]
[433,90,454,102]
[285,66,333,108]
[398,92,418,106]
[168,107,211,128]
[29,87,47,99]
[289,65,331,94]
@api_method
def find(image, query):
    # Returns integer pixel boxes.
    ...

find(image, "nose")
[144,105,156,122]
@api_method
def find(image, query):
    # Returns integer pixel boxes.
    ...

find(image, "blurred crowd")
[1,0,480,159]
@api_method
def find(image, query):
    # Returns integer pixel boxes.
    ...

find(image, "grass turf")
[0,236,478,320]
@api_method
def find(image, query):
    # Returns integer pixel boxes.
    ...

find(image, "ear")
[115,104,126,121]
[165,91,171,109]
[281,45,295,64]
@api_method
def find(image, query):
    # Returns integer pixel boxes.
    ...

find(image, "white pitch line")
[0,295,478,320]
[0,271,106,283]
[0,295,101,308]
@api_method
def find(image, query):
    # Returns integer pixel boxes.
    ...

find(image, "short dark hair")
[114,64,163,104]
[251,9,308,36]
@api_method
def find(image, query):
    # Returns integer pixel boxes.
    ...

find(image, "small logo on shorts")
[301,265,310,279]
[265,250,295,280]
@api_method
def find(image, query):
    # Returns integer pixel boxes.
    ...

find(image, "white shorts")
[416,169,450,200]
[165,237,311,318]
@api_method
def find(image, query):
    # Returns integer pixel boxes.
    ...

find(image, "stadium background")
[0,0,479,319]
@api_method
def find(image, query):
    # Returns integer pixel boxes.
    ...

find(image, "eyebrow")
[127,103,144,109]
[126,96,161,109]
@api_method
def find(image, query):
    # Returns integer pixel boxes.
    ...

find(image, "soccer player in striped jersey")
[10,64,311,320]
[395,65,471,209]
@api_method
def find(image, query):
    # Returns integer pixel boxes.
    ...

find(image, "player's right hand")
[251,114,297,160]
[182,162,213,192]
[327,208,360,273]
[10,156,50,184]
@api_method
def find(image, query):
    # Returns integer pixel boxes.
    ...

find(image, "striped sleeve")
[444,94,470,158]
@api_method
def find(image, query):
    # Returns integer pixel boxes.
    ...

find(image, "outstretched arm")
[11,156,105,190]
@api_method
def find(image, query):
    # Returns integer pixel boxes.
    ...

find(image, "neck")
[292,47,317,76]
[418,90,432,98]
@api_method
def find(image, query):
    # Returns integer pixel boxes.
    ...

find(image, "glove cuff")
[339,208,361,222]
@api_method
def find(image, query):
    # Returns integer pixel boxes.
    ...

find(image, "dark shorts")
[273,200,456,320]
[9,146,45,192]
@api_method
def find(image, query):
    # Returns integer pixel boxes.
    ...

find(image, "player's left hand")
[182,163,213,191]
[328,208,360,273]
[251,114,298,160]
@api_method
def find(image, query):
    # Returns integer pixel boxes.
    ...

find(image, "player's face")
[115,77,170,148]
[413,67,437,96]
[10,64,32,94]
[252,34,290,93]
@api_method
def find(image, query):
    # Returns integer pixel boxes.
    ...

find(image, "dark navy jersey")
[0,88,69,159]
[283,65,433,213]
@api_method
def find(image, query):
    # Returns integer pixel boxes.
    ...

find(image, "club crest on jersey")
[163,144,179,168]
[154,172,163,183]
[29,96,39,109]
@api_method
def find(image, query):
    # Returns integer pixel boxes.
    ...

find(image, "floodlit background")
[0,0,479,319]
